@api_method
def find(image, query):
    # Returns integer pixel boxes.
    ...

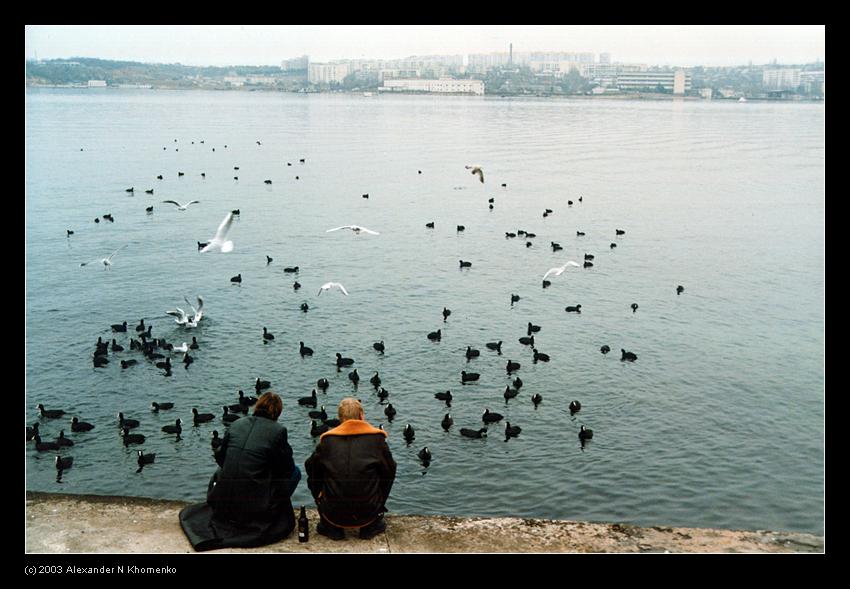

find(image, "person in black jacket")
[179,391,300,551]
[305,397,396,540]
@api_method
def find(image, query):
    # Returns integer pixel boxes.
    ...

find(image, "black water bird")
[26,423,39,441]
[37,404,65,419]
[232,209,240,216]
[317,378,330,393]
[461,371,480,384]
[435,391,452,406]
[567,200,573,205]
[145,189,154,194]
[146,206,154,213]
[151,402,173,412]
[631,303,639,313]
[34,434,60,452]
[299,390,318,407]
[418,447,431,464]
[531,393,543,408]
[135,319,146,332]
[56,455,74,470]
[533,349,550,363]
[577,231,585,236]
[510,294,520,304]
[427,329,441,341]
[569,401,581,415]
[456,225,465,232]
[198,241,209,251]
[579,425,593,442]
[55,430,74,447]
[503,386,519,402]
[362,193,369,198]
[584,261,593,268]
[264,179,272,184]
[310,420,329,437]
[211,431,222,450]
[121,359,138,369]
[137,450,156,471]
[156,175,163,180]
[610,243,617,249]
[192,408,215,425]
[584,254,594,260]
[155,358,172,371]
[373,341,385,354]
[118,413,139,429]
[506,360,521,373]
[231,274,242,284]
[441,413,453,431]
[188,337,199,350]
[460,428,487,438]
[542,280,551,289]
[263,327,275,343]
[551,242,562,251]
[565,305,582,313]
[300,303,309,312]
[299,341,314,356]
[370,372,381,388]
[677,285,684,295]
[111,321,128,332]
[256,378,271,392]
[403,424,415,442]
[183,353,193,367]
[505,422,522,440]
[384,404,397,421]
[222,407,240,425]
[442,307,451,321]
[465,346,480,360]
[284,266,299,273]
[126,187,134,193]
[266,255,273,265]
[293,281,301,290]
[600,345,611,354]
[162,419,182,437]
[93,355,109,368]
[349,369,360,385]
[512,377,523,389]
[621,349,638,362]
[505,232,516,238]
[485,341,502,354]
[67,229,74,236]
[616,229,625,235]
[482,409,504,424]
[335,353,354,367]
[377,387,389,401]
[426,221,435,228]
[122,428,145,445]
[518,335,534,346]
[527,322,541,335]
[323,417,341,428]
[459,260,472,268]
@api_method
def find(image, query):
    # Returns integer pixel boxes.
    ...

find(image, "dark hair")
[253,391,283,421]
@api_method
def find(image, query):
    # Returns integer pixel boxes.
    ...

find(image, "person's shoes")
[316,519,345,540]
[358,515,386,539]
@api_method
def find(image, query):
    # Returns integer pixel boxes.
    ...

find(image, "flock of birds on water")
[30,136,687,487]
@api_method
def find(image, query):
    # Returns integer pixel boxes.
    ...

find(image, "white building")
[87,80,107,87]
[762,68,801,91]
[381,78,484,95]
[308,62,351,85]
[617,70,691,94]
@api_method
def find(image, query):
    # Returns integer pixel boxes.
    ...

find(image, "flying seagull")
[80,244,129,269]
[166,307,190,326]
[542,261,581,281]
[317,282,349,296]
[200,212,234,253]
[162,200,200,211]
[326,225,380,235]
[465,165,484,183]
[183,295,205,324]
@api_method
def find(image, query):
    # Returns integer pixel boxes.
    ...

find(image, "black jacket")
[305,419,396,528]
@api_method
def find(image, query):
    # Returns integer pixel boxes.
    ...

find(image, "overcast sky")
[25,25,825,68]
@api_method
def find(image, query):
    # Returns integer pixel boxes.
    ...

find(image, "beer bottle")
[298,505,309,543]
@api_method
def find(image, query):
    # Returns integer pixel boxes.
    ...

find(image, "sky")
[24,25,825,68]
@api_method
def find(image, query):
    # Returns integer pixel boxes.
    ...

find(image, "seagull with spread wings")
[542,261,581,281]
[200,212,234,253]
[465,165,484,183]
[80,244,129,269]
[162,200,200,211]
[317,282,349,296]
[326,225,380,235]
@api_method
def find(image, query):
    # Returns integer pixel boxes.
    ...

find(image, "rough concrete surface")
[25,492,824,554]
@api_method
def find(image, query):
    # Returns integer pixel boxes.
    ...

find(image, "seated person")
[305,397,396,540]
[179,391,300,551]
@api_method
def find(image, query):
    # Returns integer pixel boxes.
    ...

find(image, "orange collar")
[320,419,387,441]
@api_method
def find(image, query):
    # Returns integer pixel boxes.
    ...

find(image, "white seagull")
[166,307,190,325]
[200,212,234,253]
[465,165,484,183]
[172,342,189,353]
[162,200,200,211]
[317,282,350,296]
[184,295,205,324]
[80,244,129,269]
[542,261,581,281]
[326,225,380,235]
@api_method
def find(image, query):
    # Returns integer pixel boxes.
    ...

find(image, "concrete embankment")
[25,491,823,554]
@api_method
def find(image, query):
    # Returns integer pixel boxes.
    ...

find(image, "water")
[25,89,825,535]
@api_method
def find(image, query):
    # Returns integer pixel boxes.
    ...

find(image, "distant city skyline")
[25,25,825,68]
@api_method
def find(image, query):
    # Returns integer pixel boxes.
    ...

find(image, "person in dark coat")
[179,391,300,551]
[305,397,396,540]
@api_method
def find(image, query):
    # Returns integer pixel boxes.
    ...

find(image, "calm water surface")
[25,89,824,534]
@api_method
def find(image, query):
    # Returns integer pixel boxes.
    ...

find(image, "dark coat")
[305,419,397,528]
[179,415,297,551]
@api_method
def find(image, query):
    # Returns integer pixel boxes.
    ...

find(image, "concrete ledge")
[25,491,824,554]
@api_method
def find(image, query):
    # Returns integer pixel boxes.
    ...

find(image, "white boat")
[363,92,373,97]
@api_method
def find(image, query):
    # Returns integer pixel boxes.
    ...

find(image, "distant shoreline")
[25,85,824,104]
